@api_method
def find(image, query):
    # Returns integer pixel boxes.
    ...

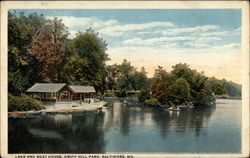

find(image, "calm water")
[8,99,241,153]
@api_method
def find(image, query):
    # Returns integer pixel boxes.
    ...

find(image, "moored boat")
[167,106,181,111]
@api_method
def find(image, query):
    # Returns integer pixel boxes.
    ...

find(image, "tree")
[138,88,150,102]
[149,66,170,104]
[116,59,135,92]
[106,64,119,90]
[116,75,133,92]
[130,67,149,90]
[8,11,46,95]
[147,63,215,106]
[219,79,241,97]
[171,63,195,86]
[106,60,149,96]
[60,55,89,85]
[117,59,134,77]
[208,77,227,95]
[65,28,109,92]
[28,17,69,82]
[167,78,191,105]
[171,63,215,106]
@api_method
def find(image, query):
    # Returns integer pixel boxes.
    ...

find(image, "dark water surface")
[8,99,241,153]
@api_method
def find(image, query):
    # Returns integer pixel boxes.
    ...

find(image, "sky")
[14,9,242,83]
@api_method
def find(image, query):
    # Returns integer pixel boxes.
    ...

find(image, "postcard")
[1,1,249,158]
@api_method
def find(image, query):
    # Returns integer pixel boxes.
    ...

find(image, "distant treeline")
[219,80,241,97]
[8,11,241,108]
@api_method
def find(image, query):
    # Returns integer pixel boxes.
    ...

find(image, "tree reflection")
[102,100,215,139]
[8,111,106,153]
[119,105,131,136]
[151,109,171,138]
[8,100,216,153]
[151,105,216,137]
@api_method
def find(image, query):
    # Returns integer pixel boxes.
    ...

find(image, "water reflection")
[103,101,216,138]
[8,99,240,153]
[9,111,106,153]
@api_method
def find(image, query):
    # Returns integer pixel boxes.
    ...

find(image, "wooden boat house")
[26,83,96,102]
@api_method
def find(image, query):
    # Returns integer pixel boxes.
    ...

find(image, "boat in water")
[167,106,181,111]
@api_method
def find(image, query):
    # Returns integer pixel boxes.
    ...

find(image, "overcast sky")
[15,9,242,83]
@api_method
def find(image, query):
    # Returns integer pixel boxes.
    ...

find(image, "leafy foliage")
[170,63,215,106]
[145,98,161,106]
[116,75,133,92]
[148,64,216,106]
[167,78,191,105]
[130,67,149,90]
[208,77,227,95]
[105,60,149,97]
[220,79,241,97]
[150,66,170,104]
[8,93,43,111]
[8,11,241,110]
[106,64,119,90]
[60,55,89,85]
[28,17,69,82]
[115,59,135,92]
[63,28,109,93]
[8,11,46,95]
[138,88,150,102]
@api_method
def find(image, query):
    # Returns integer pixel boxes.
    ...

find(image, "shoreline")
[8,97,241,116]
[215,96,241,100]
[8,101,108,116]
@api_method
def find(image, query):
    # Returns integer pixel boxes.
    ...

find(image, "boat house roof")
[26,83,96,93]
[27,83,67,93]
[69,85,96,93]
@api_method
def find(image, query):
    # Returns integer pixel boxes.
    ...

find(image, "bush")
[138,88,150,102]
[8,93,43,112]
[116,89,127,97]
[104,91,116,97]
[145,98,161,106]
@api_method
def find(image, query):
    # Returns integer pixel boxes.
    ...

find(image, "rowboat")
[167,107,181,111]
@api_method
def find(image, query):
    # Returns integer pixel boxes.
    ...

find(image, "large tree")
[8,11,46,95]
[167,78,191,105]
[170,63,215,106]
[28,17,69,82]
[116,59,135,92]
[106,64,119,91]
[60,55,89,85]
[130,67,149,90]
[106,61,149,95]
[62,28,109,93]
[149,66,171,104]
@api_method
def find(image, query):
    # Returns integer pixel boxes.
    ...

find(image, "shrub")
[116,89,127,97]
[104,91,116,97]
[145,98,161,106]
[8,93,43,112]
[138,88,150,102]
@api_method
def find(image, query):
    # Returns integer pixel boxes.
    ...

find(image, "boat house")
[26,83,96,102]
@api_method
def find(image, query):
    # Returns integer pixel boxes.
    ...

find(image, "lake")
[8,99,241,153]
